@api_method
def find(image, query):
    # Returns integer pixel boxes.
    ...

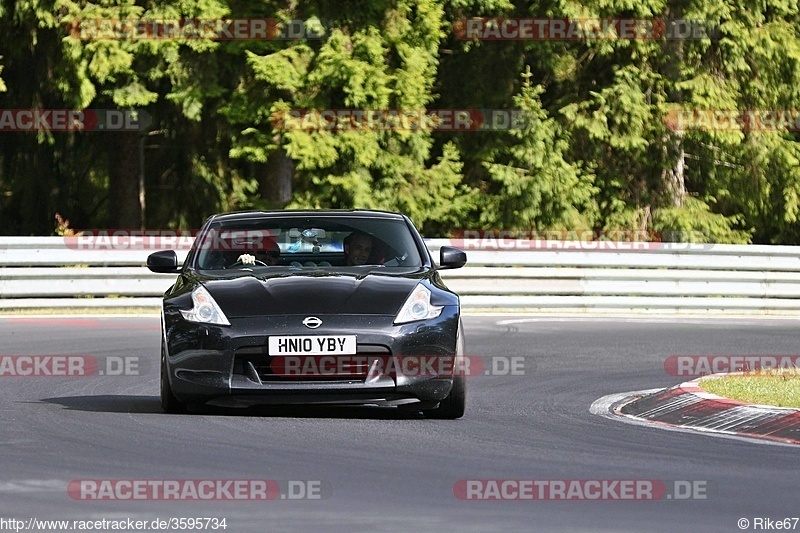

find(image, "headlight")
[394,284,443,324]
[180,285,231,326]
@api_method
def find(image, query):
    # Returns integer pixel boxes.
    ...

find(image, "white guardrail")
[3,237,800,314]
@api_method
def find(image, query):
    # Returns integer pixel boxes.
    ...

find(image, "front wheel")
[427,373,466,419]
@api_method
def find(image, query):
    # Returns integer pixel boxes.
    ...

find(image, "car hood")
[198,269,427,317]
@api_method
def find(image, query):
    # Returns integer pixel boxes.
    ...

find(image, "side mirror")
[439,246,467,270]
[147,250,180,273]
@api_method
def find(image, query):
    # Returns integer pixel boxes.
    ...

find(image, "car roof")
[207,209,407,224]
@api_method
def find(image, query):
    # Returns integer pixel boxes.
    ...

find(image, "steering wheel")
[383,252,408,267]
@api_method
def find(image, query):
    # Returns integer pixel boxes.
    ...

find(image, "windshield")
[193,216,424,271]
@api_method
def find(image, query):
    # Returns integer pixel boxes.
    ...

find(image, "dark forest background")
[1,0,799,242]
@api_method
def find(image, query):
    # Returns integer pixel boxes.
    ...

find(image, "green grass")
[699,369,800,408]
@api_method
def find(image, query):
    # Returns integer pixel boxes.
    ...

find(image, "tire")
[427,373,466,419]
[161,342,187,414]
[428,322,467,419]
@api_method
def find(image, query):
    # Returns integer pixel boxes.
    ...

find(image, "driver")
[344,231,373,266]
[255,242,281,265]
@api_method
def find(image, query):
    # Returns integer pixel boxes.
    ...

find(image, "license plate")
[268,335,357,356]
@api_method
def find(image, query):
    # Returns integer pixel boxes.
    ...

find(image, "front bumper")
[162,306,461,408]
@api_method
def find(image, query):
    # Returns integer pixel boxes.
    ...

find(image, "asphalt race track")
[1,315,799,532]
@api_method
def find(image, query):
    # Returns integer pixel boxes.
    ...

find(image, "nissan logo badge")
[303,316,322,329]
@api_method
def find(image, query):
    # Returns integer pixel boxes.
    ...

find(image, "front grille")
[234,345,391,384]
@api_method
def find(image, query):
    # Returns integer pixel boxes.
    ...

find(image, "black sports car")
[147,210,468,418]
